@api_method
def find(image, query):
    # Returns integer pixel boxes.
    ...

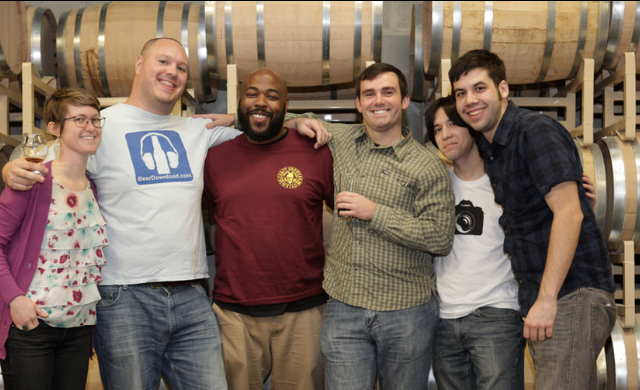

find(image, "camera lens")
[456,211,475,234]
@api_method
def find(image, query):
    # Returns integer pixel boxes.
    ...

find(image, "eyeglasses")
[64,116,106,128]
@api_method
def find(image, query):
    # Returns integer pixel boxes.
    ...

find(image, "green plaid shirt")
[283,113,455,311]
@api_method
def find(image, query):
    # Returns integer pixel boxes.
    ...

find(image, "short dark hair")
[448,50,506,90]
[425,95,482,149]
[43,88,101,135]
[355,63,408,99]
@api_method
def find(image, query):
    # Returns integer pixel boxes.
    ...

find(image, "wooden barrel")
[208,1,383,86]
[602,1,640,72]
[27,7,57,78]
[288,83,356,101]
[0,1,27,77]
[56,1,217,103]
[410,1,631,100]
[575,140,607,233]
[603,315,640,389]
[598,135,640,253]
[613,1,640,75]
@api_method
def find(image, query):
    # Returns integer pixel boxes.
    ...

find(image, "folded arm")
[368,160,456,255]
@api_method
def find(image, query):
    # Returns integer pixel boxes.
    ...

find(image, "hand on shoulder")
[191,113,235,129]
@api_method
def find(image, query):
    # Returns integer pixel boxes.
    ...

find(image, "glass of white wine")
[21,133,49,175]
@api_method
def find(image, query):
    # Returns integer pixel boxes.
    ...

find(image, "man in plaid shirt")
[450,49,615,390]
[287,63,455,390]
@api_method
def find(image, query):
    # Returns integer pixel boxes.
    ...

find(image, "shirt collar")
[353,125,413,161]
[491,100,519,146]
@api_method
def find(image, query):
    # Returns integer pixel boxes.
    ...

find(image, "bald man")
[201,68,334,390]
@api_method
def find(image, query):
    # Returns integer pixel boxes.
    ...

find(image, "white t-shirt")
[86,103,240,285]
[434,168,520,318]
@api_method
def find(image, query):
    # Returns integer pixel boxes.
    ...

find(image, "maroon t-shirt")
[203,129,334,306]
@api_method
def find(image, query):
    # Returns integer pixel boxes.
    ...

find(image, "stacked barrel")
[0,1,384,103]
[410,1,640,100]
[0,2,57,79]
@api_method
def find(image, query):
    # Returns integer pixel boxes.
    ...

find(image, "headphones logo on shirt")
[125,131,193,185]
[277,166,303,189]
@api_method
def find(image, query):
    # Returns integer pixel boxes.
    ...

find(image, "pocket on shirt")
[381,170,416,204]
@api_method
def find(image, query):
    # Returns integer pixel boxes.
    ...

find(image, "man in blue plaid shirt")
[449,50,615,390]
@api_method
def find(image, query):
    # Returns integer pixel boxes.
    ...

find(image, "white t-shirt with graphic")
[87,103,241,285]
[434,168,520,318]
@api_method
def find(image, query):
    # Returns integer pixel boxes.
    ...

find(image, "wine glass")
[21,133,49,175]
[338,172,357,220]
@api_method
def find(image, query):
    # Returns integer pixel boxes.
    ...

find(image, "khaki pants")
[212,303,326,390]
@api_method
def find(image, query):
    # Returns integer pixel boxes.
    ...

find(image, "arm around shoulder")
[192,113,235,129]
[206,125,242,149]
[2,159,47,191]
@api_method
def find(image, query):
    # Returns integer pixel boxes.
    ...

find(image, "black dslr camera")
[455,200,484,236]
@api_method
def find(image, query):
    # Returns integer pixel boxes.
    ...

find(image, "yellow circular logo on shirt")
[277,167,303,189]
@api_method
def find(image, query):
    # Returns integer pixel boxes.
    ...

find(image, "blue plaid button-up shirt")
[479,101,614,316]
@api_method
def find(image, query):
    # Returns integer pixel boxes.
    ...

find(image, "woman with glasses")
[0,88,108,390]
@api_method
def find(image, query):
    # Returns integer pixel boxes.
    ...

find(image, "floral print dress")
[26,177,108,328]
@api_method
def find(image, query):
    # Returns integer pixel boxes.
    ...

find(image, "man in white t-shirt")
[2,38,329,390]
[425,95,523,390]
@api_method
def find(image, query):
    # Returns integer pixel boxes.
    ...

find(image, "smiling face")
[452,68,509,142]
[132,39,188,115]
[355,72,410,138]
[49,105,102,158]
[237,69,289,144]
[433,107,477,164]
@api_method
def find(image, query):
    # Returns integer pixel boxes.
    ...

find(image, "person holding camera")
[426,95,522,390]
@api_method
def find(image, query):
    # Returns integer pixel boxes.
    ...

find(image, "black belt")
[148,279,198,288]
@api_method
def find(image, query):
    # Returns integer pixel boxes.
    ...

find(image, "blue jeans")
[94,283,227,390]
[528,287,616,390]
[0,320,92,390]
[432,307,524,390]
[320,296,438,390]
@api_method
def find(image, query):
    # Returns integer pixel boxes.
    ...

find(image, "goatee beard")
[238,107,286,142]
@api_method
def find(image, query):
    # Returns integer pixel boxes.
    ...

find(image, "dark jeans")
[432,307,524,390]
[0,320,92,390]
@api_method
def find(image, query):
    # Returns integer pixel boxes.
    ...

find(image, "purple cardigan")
[0,162,98,359]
